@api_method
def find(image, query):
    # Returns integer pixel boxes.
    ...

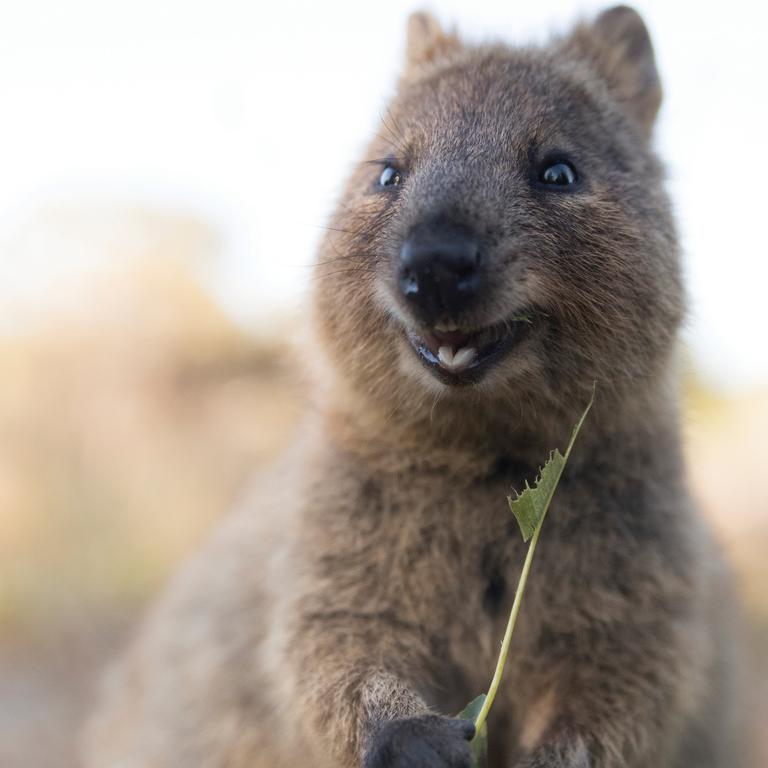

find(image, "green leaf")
[508,449,565,541]
[510,311,533,324]
[458,695,488,768]
[457,694,486,722]
[456,384,596,767]
[507,383,596,542]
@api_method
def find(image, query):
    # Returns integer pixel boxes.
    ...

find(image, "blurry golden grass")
[685,386,768,622]
[0,256,303,639]
[0,232,765,766]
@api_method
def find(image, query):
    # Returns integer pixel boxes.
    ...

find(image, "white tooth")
[437,345,455,367]
[452,347,477,369]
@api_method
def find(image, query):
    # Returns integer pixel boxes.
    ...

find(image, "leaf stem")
[472,382,595,735]
[473,503,543,733]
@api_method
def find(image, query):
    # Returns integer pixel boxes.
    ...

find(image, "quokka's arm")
[513,618,699,768]
[284,610,475,767]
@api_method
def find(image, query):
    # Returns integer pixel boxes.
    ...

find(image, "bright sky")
[0,1,766,392]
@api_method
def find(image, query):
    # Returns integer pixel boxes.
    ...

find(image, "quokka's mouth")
[404,311,534,385]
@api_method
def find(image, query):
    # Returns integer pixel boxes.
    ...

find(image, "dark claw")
[363,714,476,768]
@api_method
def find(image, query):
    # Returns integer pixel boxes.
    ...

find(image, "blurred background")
[0,1,766,766]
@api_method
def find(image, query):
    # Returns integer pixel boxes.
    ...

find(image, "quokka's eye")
[379,165,402,188]
[539,161,578,187]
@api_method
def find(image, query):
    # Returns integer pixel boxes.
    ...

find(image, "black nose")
[398,223,482,322]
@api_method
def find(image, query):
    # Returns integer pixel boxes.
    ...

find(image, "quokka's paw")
[363,714,476,768]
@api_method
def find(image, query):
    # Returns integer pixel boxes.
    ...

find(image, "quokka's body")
[83,7,745,768]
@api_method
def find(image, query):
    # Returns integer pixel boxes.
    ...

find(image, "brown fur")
[83,7,744,767]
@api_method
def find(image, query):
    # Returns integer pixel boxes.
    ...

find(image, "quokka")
[84,7,745,768]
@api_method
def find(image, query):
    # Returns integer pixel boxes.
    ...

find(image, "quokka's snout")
[397,218,483,325]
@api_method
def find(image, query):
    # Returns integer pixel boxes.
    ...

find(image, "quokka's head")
[312,6,684,424]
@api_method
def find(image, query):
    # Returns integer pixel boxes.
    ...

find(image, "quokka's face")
[313,8,684,410]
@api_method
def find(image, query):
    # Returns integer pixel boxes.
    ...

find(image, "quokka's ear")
[404,11,462,73]
[562,5,662,137]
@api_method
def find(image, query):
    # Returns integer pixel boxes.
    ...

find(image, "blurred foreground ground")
[1,234,766,767]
